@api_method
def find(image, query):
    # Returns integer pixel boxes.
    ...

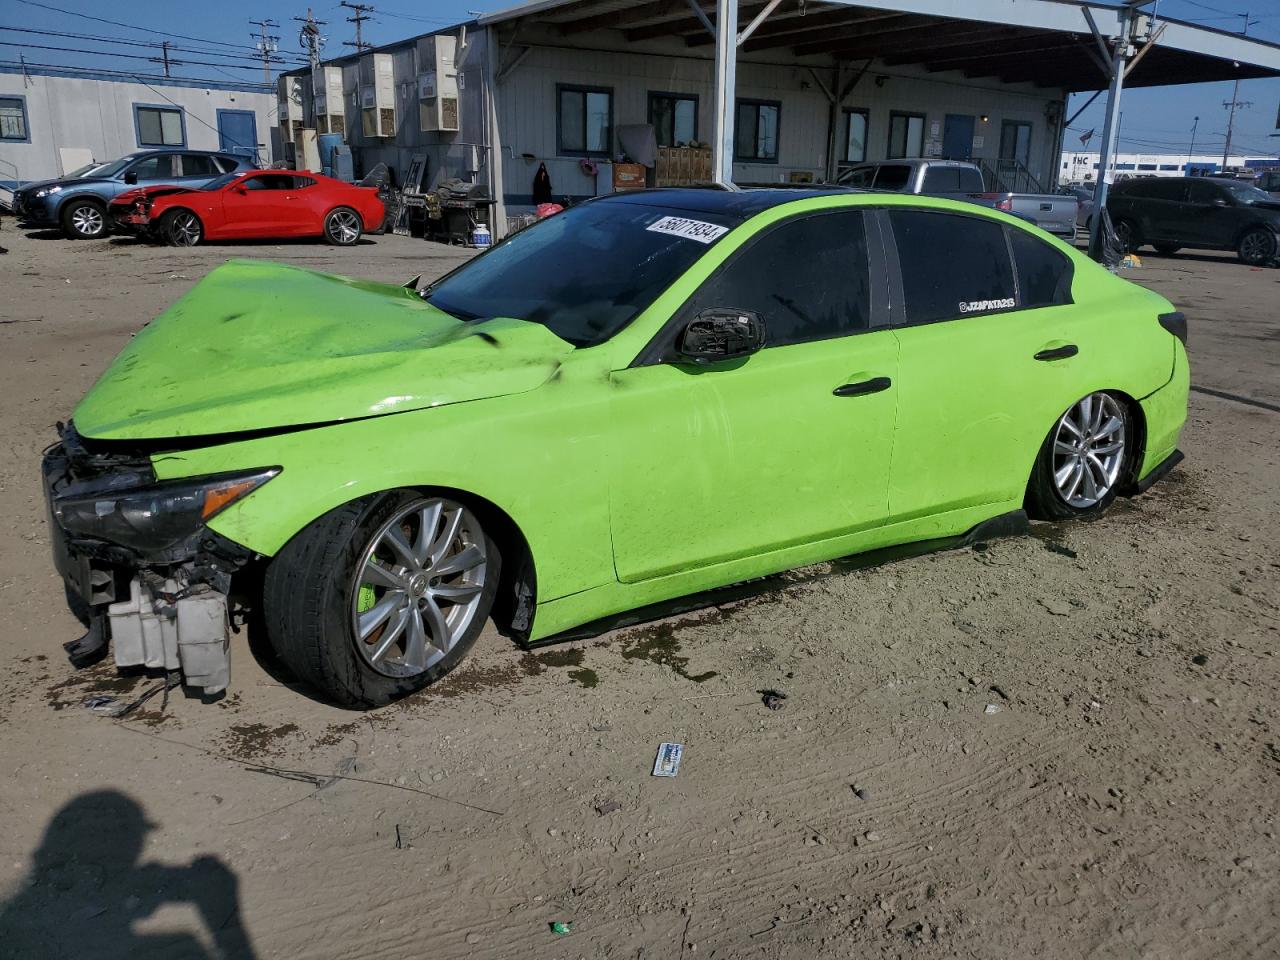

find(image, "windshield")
[90,155,140,179]
[201,172,244,192]
[1218,180,1273,204]
[424,202,736,347]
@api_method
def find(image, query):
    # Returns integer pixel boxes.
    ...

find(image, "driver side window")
[681,210,872,350]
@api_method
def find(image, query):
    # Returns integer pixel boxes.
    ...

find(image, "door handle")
[1034,344,1079,361]
[833,376,892,397]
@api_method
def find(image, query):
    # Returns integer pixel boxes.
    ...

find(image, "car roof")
[596,187,866,222]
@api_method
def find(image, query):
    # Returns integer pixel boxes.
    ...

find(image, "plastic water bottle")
[471,224,491,248]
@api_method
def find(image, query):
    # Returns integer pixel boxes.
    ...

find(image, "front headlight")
[34,185,64,199]
[54,468,280,552]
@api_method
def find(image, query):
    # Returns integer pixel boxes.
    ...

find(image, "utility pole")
[251,18,281,83]
[294,8,327,67]
[1188,115,1198,167]
[1222,12,1257,168]
[160,41,171,78]
[340,2,374,52]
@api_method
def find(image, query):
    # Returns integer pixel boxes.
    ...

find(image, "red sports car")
[110,170,385,247]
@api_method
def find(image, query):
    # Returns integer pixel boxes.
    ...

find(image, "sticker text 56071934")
[646,216,729,244]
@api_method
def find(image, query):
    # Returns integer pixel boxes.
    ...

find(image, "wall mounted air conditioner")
[417,35,459,133]
[311,65,345,136]
[359,53,395,138]
[277,75,306,148]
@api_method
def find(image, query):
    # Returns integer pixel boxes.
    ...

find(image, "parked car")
[1058,183,1096,231]
[43,189,1188,706]
[840,159,1078,237]
[109,170,385,246]
[11,150,254,239]
[1256,168,1280,197]
[1106,176,1280,265]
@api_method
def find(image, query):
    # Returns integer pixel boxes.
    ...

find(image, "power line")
[0,26,306,64]
[340,1,375,52]
[16,0,255,51]
[0,39,287,71]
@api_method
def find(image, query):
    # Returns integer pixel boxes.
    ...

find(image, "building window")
[0,95,29,142]
[134,104,186,147]
[1159,164,1180,171]
[844,108,869,163]
[1137,163,1157,171]
[999,120,1032,167]
[557,85,612,157]
[648,92,697,147]
[734,99,780,162]
[887,112,926,158]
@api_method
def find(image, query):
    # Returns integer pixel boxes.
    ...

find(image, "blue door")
[942,114,975,161]
[216,110,258,163]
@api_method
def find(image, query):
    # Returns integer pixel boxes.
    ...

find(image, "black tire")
[1237,227,1277,266]
[323,207,363,246]
[1025,393,1136,522]
[1152,243,1180,256]
[1112,218,1139,253]
[61,198,108,240]
[163,209,204,247]
[263,490,500,708]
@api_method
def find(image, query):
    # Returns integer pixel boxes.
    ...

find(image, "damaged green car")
[44,189,1189,706]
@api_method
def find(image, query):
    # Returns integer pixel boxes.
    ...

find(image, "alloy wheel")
[328,210,361,244]
[171,213,201,246]
[1240,230,1275,265]
[71,205,104,237]
[350,498,488,678]
[1051,393,1126,509]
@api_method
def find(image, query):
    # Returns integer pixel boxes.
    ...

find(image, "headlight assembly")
[35,185,63,199]
[54,468,280,552]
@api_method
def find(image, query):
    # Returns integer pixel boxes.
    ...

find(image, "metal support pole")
[1088,10,1131,260]
[712,0,739,187]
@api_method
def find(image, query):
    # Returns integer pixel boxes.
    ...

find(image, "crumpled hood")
[73,259,575,440]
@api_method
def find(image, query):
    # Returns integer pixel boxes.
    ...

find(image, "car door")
[177,153,223,189]
[607,208,900,583]
[884,207,1120,518]
[117,153,177,199]
[1184,179,1241,248]
[221,173,303,236]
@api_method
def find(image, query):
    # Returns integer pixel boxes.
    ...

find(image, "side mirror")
[234,185,248,195]
[1212,197,1229,207]
[123,172,138,185]
[677,309,766,363]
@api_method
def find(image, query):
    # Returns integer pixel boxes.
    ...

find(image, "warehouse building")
[0,63,276,189]
[278,0,1280,238]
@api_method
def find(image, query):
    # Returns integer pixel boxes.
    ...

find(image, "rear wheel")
[1152,242,1180,256]
[165,209,203,247]
[1026,392,1132,522]
[263,491,499,707]
[1237,227,1277,266]
[61,199,107,240]
[324,207,362,246]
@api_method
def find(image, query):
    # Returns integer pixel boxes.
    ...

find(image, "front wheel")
[165,209,203,247]
[1026,392,1132,522]
[1152,243,1180,256]
[263,491,499,707]
[1237,227,1277,266]
[324,207,363,246]
[1113,219,1138,253]
[61,199,108,240]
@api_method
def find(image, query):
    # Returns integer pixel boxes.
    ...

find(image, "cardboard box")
[613,162,647,191]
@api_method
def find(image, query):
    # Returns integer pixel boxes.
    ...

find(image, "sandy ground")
[0,223,1277,960]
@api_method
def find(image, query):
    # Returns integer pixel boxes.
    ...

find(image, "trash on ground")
[595,799,622,817]
[761,689,788,711]
[984,703,1002,715]
[549,921,573,936]
[852,786,871,801]
[652,742,684,777]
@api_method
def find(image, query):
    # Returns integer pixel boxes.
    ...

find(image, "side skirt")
[522,508,1029,649]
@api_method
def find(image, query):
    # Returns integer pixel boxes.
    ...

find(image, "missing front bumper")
[106,578,232,694]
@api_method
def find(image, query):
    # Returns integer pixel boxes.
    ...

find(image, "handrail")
[977,158,1046,195]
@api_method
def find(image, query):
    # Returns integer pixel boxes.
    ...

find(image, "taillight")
[995,197,1013,212]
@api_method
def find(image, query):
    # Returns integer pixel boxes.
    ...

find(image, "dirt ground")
[0,223,1277,960]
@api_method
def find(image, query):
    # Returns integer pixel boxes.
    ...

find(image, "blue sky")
[4,0,1278,158]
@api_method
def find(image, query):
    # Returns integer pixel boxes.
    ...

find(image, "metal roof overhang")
[477,0,1280,91]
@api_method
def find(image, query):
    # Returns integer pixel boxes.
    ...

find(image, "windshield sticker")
[958,297,1016,314]
[646,216,729,244]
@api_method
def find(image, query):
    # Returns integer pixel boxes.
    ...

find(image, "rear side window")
[1007,227,1073,308]
[843,166,875,188]
[1145,179,1189,201]
[180,154,219,177]
[889,209,1016,324]
[128,155,175,179]
[874,165,912,191]
[921,166,960,193]
[686,210,871,348]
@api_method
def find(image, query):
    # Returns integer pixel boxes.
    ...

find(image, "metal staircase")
[977,158,1046,194]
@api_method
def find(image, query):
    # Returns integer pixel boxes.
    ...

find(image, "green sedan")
[44,189,1189,706]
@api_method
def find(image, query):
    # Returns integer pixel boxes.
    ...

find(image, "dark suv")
[12,150,255,239]
[1106,176,1280,265]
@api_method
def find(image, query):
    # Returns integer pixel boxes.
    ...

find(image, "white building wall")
[1061,150,1278,180]
[0,69,276,184]
[494,41,1065,206]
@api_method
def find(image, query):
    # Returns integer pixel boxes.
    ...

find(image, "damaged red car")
[110,170,385,247]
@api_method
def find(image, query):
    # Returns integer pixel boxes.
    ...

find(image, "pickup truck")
[839,159,1078,238]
